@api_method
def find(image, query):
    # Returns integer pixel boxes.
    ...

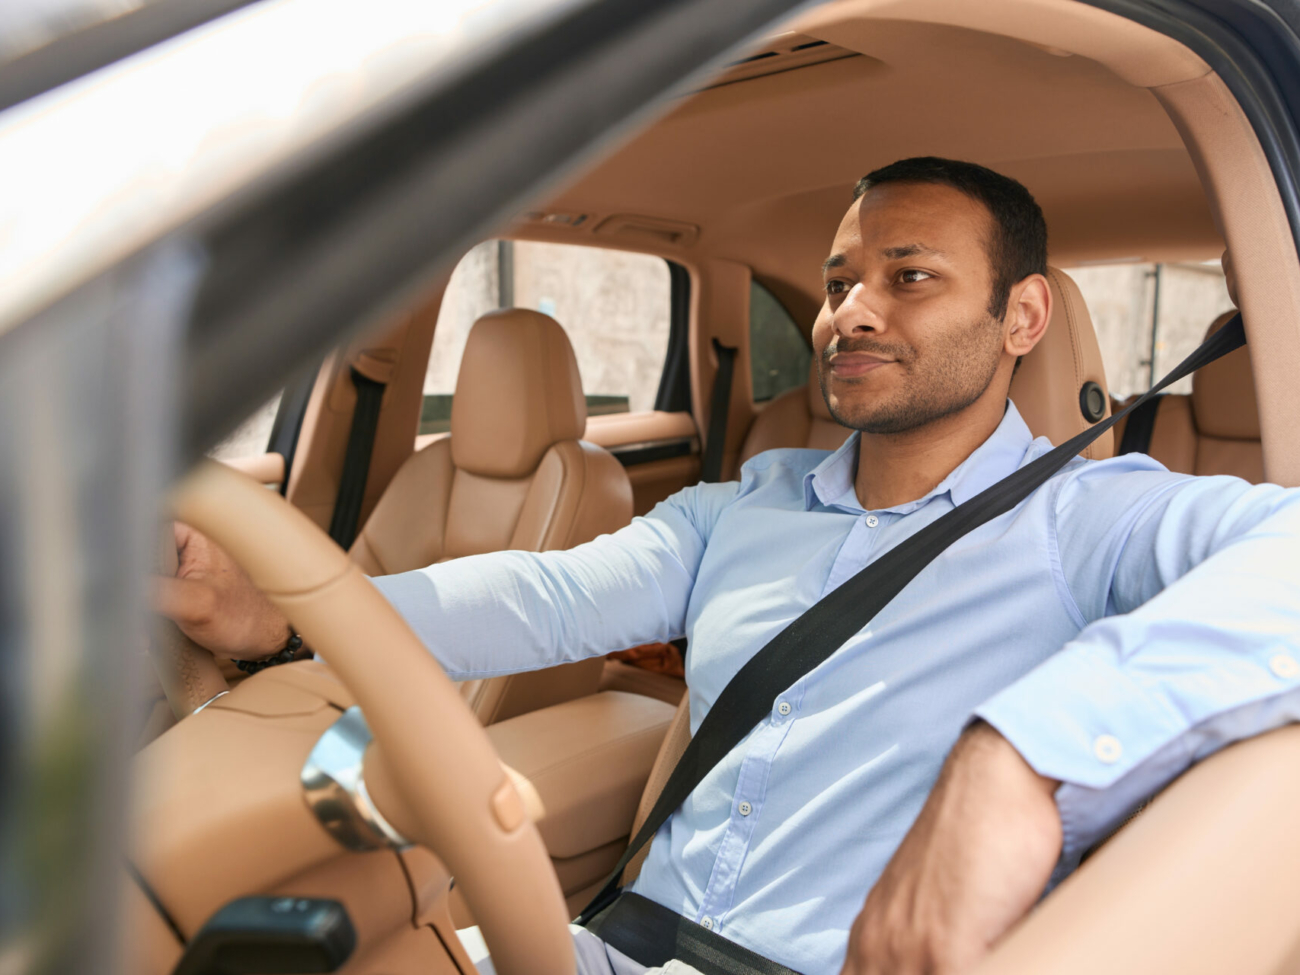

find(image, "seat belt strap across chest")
[577,313,1247,926]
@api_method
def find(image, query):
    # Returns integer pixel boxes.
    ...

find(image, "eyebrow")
[881,243,946,260]
[822,243,948,274]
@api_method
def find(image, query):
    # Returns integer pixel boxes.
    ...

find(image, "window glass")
[209,392,282,460]
[749,280,811,403]
[423,240,671,435]
[1067,261,1233,398]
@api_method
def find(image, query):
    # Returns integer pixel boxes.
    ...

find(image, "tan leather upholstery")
[622,694,691,885]
[451,309,587,479]
[740,266,1113,465]
[350,310,634,723]
[1008,267,1113,459]
[486,690,675,908]
[1118,311,1264,483]
[739,359,854,465]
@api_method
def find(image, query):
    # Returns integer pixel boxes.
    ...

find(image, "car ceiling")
[524,13,1220,328]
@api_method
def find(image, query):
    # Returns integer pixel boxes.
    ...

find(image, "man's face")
[813,182,1010,434]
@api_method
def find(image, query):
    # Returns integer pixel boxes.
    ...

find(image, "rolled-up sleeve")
[975,463,1300,866]
[369,480,739,679]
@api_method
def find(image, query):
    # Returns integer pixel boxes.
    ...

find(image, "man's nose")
[832,282,885,338]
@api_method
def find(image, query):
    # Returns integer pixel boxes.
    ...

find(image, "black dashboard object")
[171,896,356,975]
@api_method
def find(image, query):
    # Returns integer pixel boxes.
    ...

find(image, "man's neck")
[854,394,1008,511]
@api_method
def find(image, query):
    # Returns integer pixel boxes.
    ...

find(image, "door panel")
[584,410,700,515]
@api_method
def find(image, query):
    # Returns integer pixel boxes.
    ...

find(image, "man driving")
[158,157,1300,975]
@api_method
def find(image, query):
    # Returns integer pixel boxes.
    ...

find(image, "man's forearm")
[370,514,702,678]
[841,722,1060,975]
[980,484,1300,862]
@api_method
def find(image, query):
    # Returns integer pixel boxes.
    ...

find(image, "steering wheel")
[170,460,575,975]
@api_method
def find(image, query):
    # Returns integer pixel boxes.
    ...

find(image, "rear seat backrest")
[738,359,853,465]
[350,309,635,723]
[738,265,1113,465]
[1134,311,1263,482]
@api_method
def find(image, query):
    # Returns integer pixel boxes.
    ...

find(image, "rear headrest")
[1009,266,1113,459]
[450,309,586,478]
[806,356,834,421]
[1192,310,1259,440]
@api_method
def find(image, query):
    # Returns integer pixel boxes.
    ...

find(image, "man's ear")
[1004,274,1051,358]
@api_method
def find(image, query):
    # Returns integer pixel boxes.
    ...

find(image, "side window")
[1067,261,1233,398]
[749,280,811,403]
[423,240,672,434]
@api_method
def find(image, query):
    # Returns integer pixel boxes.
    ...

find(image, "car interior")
[131,1,1300,973]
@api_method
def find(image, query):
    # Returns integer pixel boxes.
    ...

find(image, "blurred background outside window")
[421,240,671,435]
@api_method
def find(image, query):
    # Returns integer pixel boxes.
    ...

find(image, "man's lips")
[828,353,896,378]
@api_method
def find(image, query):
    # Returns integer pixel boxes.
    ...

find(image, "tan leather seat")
[623,265,1114,883]
[738,360,854,465]
[351,308,635,724]
[1117,311,1263,482]
[738,266,1113,465]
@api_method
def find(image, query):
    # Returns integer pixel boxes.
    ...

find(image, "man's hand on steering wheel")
[153,522,293,660]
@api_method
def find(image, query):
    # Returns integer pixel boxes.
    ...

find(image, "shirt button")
[700,916,714,930]
[865,514,880,528]
[738,801,753,816]
[1270,653,1299,679]
[777,701,792,716]
[1093,734,1123,764]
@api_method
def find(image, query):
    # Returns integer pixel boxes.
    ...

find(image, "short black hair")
[853,157,1047,319]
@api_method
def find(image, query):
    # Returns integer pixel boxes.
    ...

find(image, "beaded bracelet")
[235,632,304,675]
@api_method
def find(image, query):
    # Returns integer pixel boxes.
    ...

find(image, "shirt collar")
[803,400,1035,513]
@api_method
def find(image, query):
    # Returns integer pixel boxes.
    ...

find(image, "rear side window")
[423,240,671,434]
[1067,261,1233,398]
[749,280,811,403]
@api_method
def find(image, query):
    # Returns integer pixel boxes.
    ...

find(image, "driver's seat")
[350,309,634,723]
[621,265,1114,881]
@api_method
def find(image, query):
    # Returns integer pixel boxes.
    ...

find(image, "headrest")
[1191,311,1259,440]
[1009,266,1113,459]
[450,309,586,478]
[806,356,834,421]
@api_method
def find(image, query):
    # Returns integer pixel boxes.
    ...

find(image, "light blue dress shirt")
[372,401,1300,975]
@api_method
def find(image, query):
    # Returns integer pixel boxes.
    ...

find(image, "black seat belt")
[327,367,387,549]
[700,338,738,483]
[587,893,803,975]
[1117,393,1165,455]
[577,314,1246,935]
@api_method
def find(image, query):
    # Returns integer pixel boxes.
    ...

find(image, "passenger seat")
[1113,311,1263,482]
[350,309,635,723]
[622,265,1115,886]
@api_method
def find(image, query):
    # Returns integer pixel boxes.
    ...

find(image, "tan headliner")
[512,1,1220,327]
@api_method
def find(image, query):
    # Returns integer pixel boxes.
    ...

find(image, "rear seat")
[1114,311,1263,483]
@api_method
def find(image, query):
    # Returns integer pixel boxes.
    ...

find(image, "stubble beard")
[819,313,1006,435]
